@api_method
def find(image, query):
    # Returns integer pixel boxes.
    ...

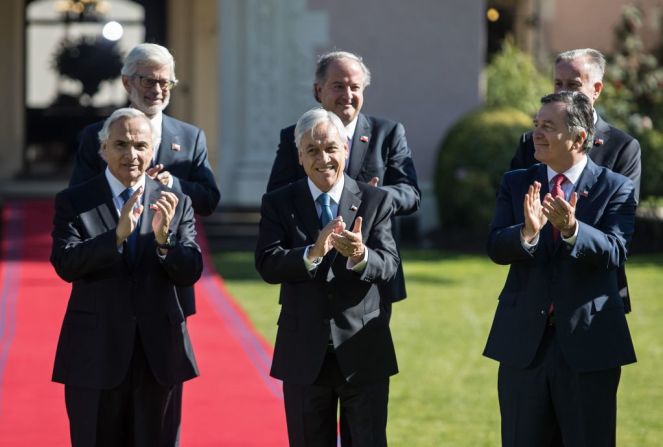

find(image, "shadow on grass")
[212,249,477,284]
[626,252,663,267]
[212,249,662,282]
[211,251,262,281]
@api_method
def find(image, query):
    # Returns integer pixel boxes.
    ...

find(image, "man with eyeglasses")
[68,43,219,444]
[71,43,220,218]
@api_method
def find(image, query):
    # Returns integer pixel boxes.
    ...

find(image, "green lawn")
[212,250,663,446]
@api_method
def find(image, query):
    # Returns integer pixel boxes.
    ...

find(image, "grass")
[211,250,663,446]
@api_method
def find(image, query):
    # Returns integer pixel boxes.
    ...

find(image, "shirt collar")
[105,167,146,198]
[546,155,588,186]
[345,116,359,141]
[150,112,163,142]
[307,174,345,205]
[593,108,598,125]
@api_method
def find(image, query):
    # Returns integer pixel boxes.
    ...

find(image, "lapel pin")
[580,190,589,197]
[594,138,604,146]
[360,136,369,143]
[350,205,358,211]
[171,143,181,151]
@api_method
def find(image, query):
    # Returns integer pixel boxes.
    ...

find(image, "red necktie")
[550,174,567,241]
[548,174,566,316]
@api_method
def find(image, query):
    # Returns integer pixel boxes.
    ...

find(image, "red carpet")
[0,200,288,446]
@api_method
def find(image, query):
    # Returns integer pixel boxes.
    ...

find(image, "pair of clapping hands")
[308,216,366,264]
[522,181,578,242]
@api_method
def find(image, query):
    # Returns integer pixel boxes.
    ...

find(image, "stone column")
[217,0,328,206]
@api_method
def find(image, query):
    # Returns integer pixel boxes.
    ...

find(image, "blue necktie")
[119,188,139,260]
[317,193,333,228]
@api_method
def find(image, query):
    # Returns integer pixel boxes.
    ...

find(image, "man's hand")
[116,187,144,247]
[543,191,578,238]
[522,181,547,242]
[146,164,173,187]
[307,216,345,261]
[331,217,365,263]
[150,191,179,244]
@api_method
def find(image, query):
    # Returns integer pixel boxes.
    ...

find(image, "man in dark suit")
[511,48,641,200]
[485,92,636,446]
[256,108,400,446]
[51,108,202,446]
[266,50,419,304]
[512,48,640,315]
[68,44,217,441]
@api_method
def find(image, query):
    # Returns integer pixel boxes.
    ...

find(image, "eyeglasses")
[132,75,178,90]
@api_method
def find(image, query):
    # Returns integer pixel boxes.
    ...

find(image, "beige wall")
[0,0,24,180]
[309,0,484,185]
[542,0,662,54]
[168,0,219,170]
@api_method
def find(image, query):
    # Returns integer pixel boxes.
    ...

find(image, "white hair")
[556,48,606,83]
[97,108,155,155]
[121,43,177,82]
[294,108,347,150]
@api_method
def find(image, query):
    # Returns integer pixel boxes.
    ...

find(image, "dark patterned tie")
[119,188,139,260]
[317,193,333,228]
[550,174,567,241]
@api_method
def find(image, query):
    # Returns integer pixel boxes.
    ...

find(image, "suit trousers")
[64,334,180,447]
[283,349,389,447]
[498,325,621,447]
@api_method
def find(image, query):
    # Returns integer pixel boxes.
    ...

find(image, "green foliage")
[599,4,663,199]
[213,250,663,446]
[601,5,663,130]
[638,129,663,198]
[485,37,552,115]
[434,107,532,233]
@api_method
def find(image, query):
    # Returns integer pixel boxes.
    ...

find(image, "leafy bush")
[638,129,663,198]
[485,37,552,115]
[599,5,663,200]
[434,107,532,233]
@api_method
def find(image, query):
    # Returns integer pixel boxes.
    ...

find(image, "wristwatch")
[156,231,176,250]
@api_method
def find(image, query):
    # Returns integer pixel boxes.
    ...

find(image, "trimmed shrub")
[485,37,552,116]
[434,107,532,233]
[638,129,663,199]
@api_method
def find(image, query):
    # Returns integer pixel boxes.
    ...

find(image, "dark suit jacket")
[266,113,420,302]
[70,114,220,216]
[511,114,640,313]
[51,175,202,389]
[483,159,637,372]
[256,175,400,385]
[69,114,220,316]
[510,114,641,202]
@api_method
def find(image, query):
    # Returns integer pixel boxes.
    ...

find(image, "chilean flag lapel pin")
[360,136,369,143]
[594,138,604,146]
[171,143,181,151]
[579,190,589,198]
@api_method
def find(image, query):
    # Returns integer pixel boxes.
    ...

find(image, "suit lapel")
[292,179,321,242]
[327,176,362,277]
[96,176,119,229]
[573,158,600,219]
[589,115,610,158]
[531,165,556,256]
[337,175,362,232]
[347,114,371,178]
[135,178,159,262]
[155,115,179,166]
